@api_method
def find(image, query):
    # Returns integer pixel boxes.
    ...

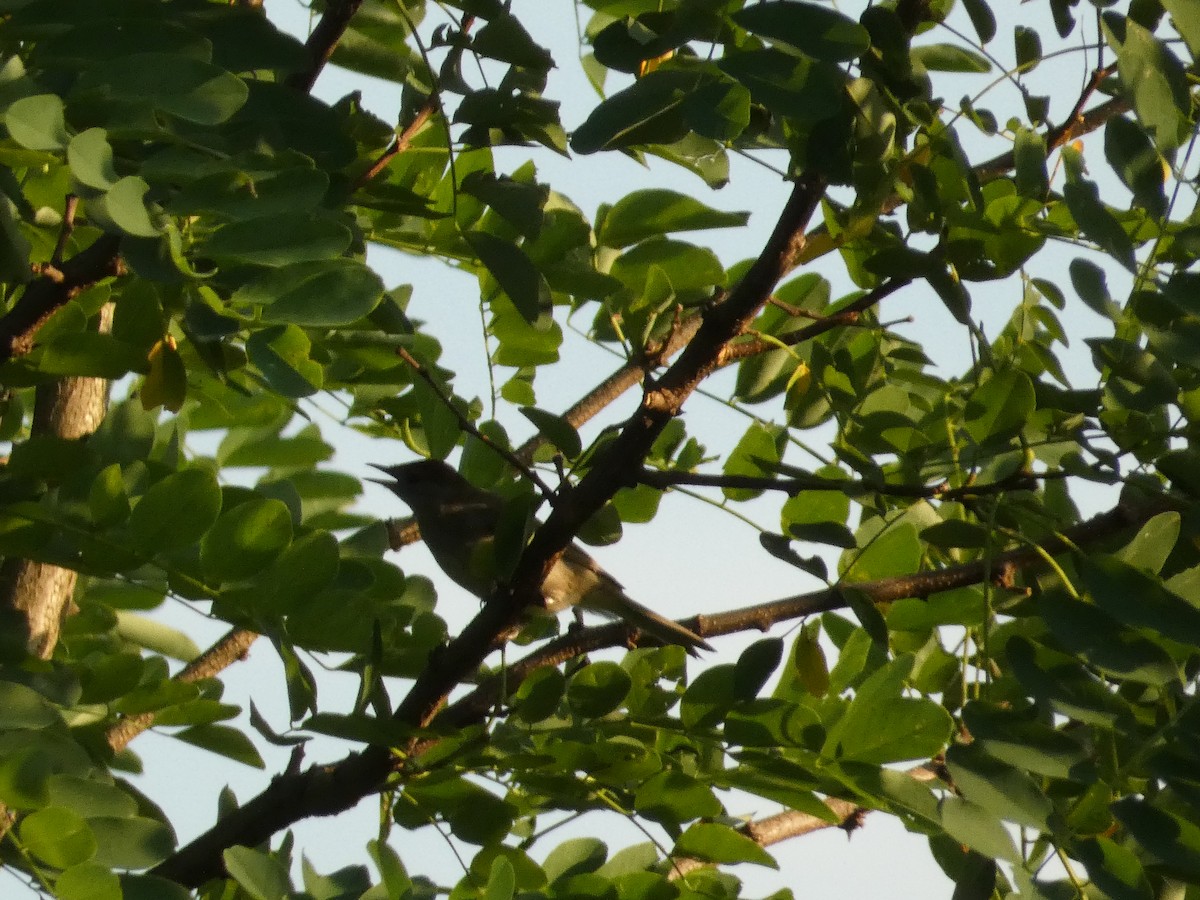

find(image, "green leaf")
[403,776,516,846]
[1069,257,1119,319]
[93,176,162,238]
[168,165,330,221]
[610,238,725,306]
[114,612,201,662]
[461,171,548,240]
[912,43,992,72]
[246,325,323,399]
[963,369,1035,443]
[78,52,249,125]
[1006,637,1131,727]
[519,407,581,459]
[56,863,121,900]
[842,522,920,582]
[733,1,870,62]
[682,77,751,142]
[566,661,632,718]
[646,132,730,188]
[0,681,63,729]
[734,638,784,699]
[511,667,565,724]
[220,424,332,468]
[1064,177,1136,271]
[945,744,1053,830]
[0,743,52,809]
[5,93,69,150]
[788,624,829,698]
[937,797,1020,863]
[201,499,293,582]
[1014,26,1042,72]
[962,702,1090,779]
[21,807,96,868]
[47,776,138,819]
[204,215,352,266]
[718,50,845,122]
[57,864,122,900]
[962,0,996,43]
[1105,116,1167,219]
[465,231,551,325]
[232,259,384,326]
[1118,509,1180,572]
[543,838,606,882]
[634,769,721,827]
[598,189,749,249]
[173,724,265,768]
[127,468,222,555]
[1040,590,1180,685]
[1103,13,1190,152]
[68,128,119,190]
[681,665,737,730]
[40,332,148,378]
[722,422,783,501]
[472,15,553,70]
[118,874,192,900]
[1112,798,1200,880]
[484,856,516,900]
[571,69,690,153]
[1082,555,1200,649]
[824,656,953,764]
[673,823,777,867]
[1162,0,1200,57]
[225,845,292,900]
[1074,837,1154,900]
[1013,127,1049,199]
[89,816,175,869]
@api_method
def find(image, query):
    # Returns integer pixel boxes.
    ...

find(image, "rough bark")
[0,304,113,658]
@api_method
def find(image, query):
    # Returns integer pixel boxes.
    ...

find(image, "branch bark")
[105,628,259,753]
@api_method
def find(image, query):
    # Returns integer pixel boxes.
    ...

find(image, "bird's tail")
[591,592,713,656]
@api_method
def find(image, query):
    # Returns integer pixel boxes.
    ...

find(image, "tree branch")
[0,233,121,365]
[105,628,259,753]
[286,0,364,93]
[669,765,942,879]
[636,465,1071,502]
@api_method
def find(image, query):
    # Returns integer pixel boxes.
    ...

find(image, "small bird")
[372,460,711,655]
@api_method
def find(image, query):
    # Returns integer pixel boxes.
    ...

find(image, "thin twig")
[396,347,555,499]
[50,194,78,267]
[636,466,1071,501]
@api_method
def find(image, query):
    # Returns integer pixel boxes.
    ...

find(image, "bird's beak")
[366,462,395,487]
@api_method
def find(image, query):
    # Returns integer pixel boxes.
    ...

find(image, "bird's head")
[368,459,462,510]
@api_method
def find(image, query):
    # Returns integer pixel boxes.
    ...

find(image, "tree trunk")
[0,305,113,658]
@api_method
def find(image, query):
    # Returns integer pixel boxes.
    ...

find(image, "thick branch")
[0,302,116,657]
[286,0,364,93]
[0,233,121,365]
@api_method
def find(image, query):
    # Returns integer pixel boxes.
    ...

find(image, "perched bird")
[372,459,711,655]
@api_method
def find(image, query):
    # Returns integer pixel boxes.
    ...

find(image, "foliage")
[0,0,1198,898]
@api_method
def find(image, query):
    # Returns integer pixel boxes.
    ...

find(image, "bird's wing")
[550,544,711,654]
